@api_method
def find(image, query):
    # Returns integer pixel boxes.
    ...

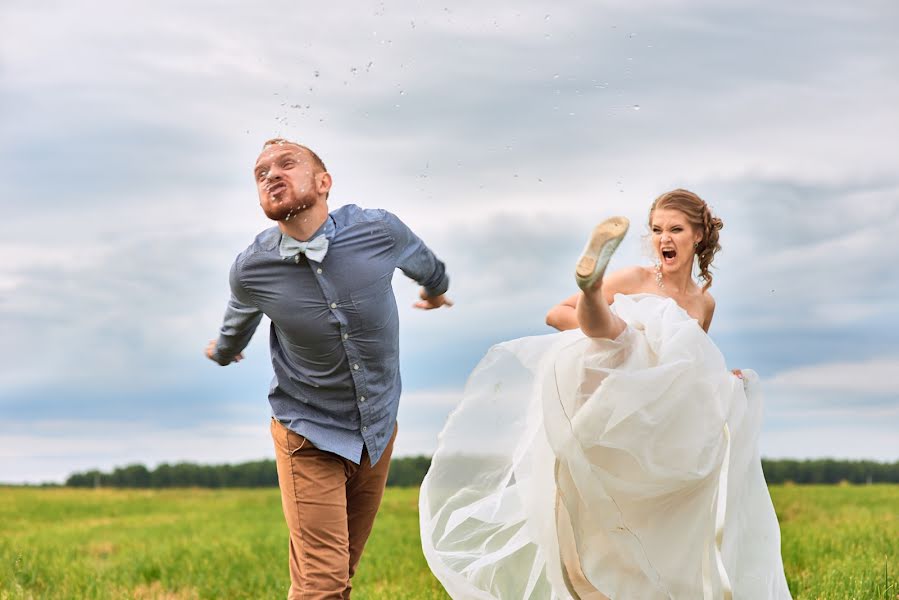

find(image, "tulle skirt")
[419,294,792,599]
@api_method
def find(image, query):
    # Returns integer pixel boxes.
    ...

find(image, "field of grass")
[771,485,896,599]
[1,485,895,599]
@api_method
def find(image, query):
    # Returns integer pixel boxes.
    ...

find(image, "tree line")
[64,456,434,488]
[759,458,898,485]
[64,457,899,489]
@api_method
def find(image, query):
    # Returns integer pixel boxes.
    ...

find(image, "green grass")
[0,485,895,599]
[771,485,897,599]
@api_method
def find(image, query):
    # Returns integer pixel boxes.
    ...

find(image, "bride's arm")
[701,292,716,333]
[545,267,646,331]
[545,293,580,330]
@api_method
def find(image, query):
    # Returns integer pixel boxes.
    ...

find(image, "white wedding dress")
[420,294,792,599]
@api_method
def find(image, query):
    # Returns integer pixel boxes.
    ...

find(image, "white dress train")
[419,294,792,599]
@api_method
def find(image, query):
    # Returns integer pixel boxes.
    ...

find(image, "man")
[205,138,451,599]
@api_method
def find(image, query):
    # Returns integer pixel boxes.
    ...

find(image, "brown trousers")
[270,418,396,600]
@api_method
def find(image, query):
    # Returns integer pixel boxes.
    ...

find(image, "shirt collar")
[279,213,336,247]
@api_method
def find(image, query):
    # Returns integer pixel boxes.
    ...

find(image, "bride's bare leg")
[577,287,627,339]
[574,216,629,340]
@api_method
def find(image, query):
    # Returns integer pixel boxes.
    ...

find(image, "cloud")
[394,389,462,457]
[5,0,898,219]
[761,425,898,461]
[0,388,461,485]
[767,357,898,397]
[0,415,274,485]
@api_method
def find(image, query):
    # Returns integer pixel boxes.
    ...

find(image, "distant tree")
[65,469,103,488]
[387,456,432,487]
[109,464,151,487]
[760,459,899,485]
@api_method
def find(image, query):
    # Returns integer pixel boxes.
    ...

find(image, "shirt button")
[343,333,348,340]
[294,255,300,263]
[362,426,368,432]
[359,396,365,402]
[330,302,337,309]
[317,268,323,274]
[353,364,359,370]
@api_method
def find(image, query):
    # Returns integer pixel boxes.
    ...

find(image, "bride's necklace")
[656,264,700,298]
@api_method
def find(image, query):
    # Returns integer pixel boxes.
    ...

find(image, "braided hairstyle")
[649,189,723,292]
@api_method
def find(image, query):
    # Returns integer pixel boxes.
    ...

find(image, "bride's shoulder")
[604,266,653,298]
[607,265,653,288]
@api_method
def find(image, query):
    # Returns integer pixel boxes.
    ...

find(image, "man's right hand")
[413,288,454,310]
[205,339,243,365]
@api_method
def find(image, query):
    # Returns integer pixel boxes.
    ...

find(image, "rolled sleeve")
[384,211,449,297]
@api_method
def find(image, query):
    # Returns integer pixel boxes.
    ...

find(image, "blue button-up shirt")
[212,204,449,465]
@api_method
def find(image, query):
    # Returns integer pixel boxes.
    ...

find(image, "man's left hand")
[414,289,454,310]
[205,339,243,364]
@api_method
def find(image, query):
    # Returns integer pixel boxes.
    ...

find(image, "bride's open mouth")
[661,248,677,264]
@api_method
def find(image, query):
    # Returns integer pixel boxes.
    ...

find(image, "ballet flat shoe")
[575,216,629,291]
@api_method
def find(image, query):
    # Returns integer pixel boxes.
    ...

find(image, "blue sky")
[2,0,897,483]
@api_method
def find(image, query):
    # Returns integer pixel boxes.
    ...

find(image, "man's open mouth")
[267,183,286,196]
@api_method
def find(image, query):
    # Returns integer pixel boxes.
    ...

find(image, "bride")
[419,190,792,599]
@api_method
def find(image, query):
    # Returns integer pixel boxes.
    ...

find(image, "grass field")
[1,485,895,599]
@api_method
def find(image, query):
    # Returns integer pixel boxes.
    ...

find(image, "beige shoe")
[575,216,629,291]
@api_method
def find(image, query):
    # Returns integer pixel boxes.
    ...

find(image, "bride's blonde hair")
[649,189,723,292]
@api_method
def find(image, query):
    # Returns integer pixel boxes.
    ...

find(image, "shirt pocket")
[349,275,395,332]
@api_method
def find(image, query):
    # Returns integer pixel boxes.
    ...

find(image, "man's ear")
[318,172,332,195]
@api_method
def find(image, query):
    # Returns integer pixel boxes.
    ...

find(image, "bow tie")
[279,233,330,263]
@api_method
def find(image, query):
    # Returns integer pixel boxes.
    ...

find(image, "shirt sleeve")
[211,258,264,366]
[384,210,450,297]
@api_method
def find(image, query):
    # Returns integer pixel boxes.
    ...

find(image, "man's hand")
[413,288,454,310]
[205,339,243,364]
[732,368,743,379]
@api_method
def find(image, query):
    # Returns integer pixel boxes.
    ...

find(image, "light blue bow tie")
[279,233,330,263]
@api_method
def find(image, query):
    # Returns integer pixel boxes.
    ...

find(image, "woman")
[420,190,792,599]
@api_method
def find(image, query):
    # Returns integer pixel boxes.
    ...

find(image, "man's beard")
[261,193,317,222]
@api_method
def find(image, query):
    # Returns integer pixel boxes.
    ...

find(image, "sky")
[2,0,897,484]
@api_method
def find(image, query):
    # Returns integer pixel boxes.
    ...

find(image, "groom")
[205,138,451,599]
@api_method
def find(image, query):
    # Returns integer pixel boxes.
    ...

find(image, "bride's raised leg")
[577,287,626,340]
[575,217,629,340]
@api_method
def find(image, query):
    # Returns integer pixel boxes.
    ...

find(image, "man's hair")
[262,138,328,173]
